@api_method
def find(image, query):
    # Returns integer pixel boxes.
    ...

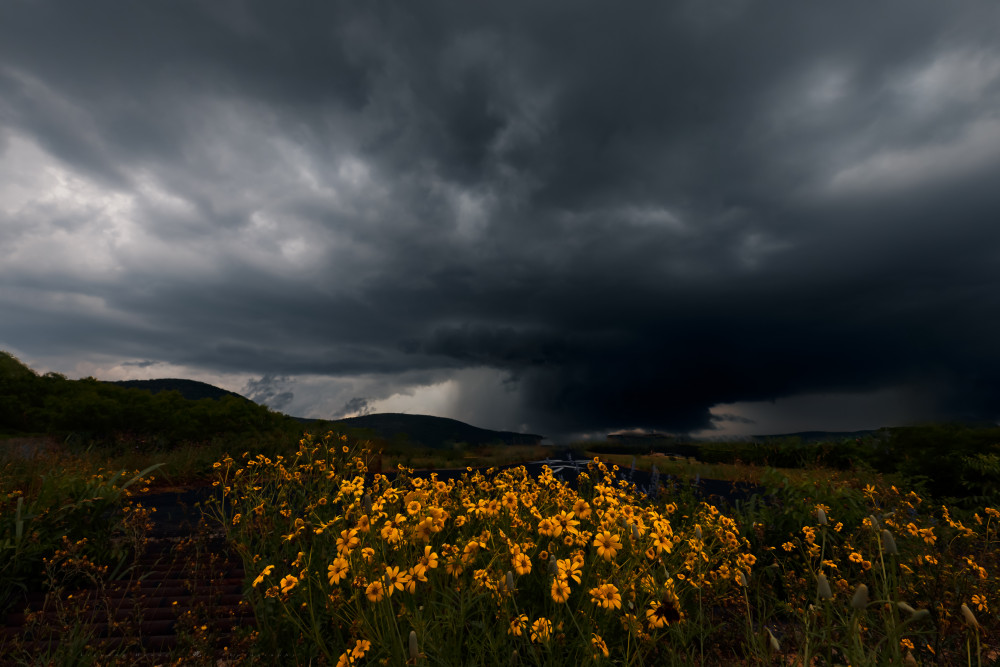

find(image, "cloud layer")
[3,1,999,437]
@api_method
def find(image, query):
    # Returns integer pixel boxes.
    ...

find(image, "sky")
[2,1,1000,441]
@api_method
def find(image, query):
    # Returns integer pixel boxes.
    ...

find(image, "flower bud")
[897,601,916,615]
[631,523,640,541]
[505,570,516,592]
[363,493,372,514]
[694,524,702,540]
[409,630,419,661]
[816,507,827,525]
[817,573,833,600]
[510,650,519,665]
[881,529,898,555]
[911,609,930,622]
[850,583,869,610]
[961,603,980,629]
[737,570,748,587]
[903,651,918,666]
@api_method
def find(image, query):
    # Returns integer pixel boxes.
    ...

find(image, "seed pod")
[409,630,419,661]
[881,529,898,555]
[911,609,930,622]
[694,524,702,540]
[897,601,916,615]
[505,570,515,592]
[816,507,827,526]
[816,573,833,601]
[631,523,640,541]
[548,557,559,576]
[850,583,869,610]
[961,603,980,629]
[736,570,748,587]
[764,627,780,653]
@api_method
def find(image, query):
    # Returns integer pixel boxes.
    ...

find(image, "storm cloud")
[2,1,999,437]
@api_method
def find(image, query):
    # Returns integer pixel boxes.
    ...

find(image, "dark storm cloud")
[2,0,1000,436]
[244,374,294,412]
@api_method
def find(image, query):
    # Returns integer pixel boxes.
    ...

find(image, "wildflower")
[445,558,464,578]
[419,546,439,570]
[593,531,621,561]
[337,529,360,555]
[280,574,299,594]
[538,518,560,537]
[508,614,529,637]
[328,558,350,586]
[361,547,375,563]
[782,542,795,552]
[591,633,610,659]
[551,577,571,603]
[646,597,682,628]
[557,558,583,584]
[385,565,409,595]
[513,552,532,576]
[407,500,422,515]
[971,594,988,612]
[252,565,274,588]
[366,580,385,602]
[351,639,371,659]
[589,583,622,610]
[530,618,552,643]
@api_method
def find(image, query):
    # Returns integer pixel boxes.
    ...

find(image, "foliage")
[0,351,301,451]
[0,448,160,614]
[207,432,999,665]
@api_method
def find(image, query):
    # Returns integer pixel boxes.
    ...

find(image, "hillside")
[328,413,544,449]
[107,378,250,402]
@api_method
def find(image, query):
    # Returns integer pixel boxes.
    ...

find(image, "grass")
[2,432,998,665]
[590,452,897,489]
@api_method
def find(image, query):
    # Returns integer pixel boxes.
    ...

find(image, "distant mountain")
[750,429,881,442]
[106,379,250,403]
[326,413,544,449]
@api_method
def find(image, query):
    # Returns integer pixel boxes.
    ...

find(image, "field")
[1,432,998,665]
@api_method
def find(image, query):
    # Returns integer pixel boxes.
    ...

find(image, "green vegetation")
[204,433,998,665]
[0,352,302,454]
[2,350,1000,663]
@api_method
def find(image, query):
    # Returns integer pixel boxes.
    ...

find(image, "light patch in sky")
[825,116,1000,198]
[699,385,942,438]
[368,367,526,433]
[899,49,1000,110]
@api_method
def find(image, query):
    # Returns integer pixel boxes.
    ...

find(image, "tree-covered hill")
[330,412,543,449]
[107,378,249,402]
[0,351,298,448]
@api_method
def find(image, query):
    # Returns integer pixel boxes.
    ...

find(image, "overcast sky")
[3,1,1000,440]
